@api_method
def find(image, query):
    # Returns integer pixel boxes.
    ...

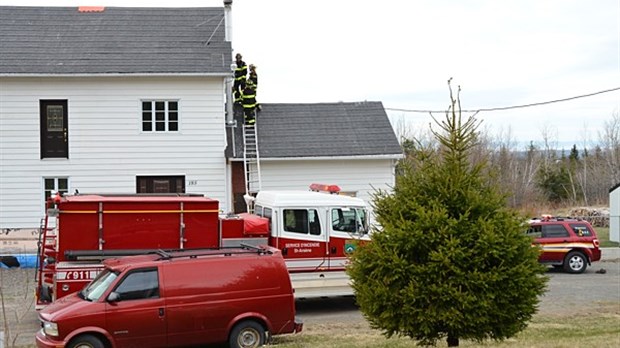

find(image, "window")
[82,269,119,302]
[142,100,178,132]
[44,177,68,204]
[526,225,543,238]
[137,176,185,193]
[332,208,368,234]
[283,209,321,235]
[263,207,272,220]
[113,269,159,301]
[541,225,570,238]
[569,224,593,237]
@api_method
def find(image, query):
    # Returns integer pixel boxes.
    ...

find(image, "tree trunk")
[447,334,459,347]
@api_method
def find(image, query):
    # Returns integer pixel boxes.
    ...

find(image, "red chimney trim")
[78,6,105,13]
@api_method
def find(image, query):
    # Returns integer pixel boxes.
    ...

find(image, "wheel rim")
[237,327,261,348]
[569,255,584,271]
[74,344,94,348]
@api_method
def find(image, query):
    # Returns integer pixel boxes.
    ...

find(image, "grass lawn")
[272,310,620,347]
[596,227,619,247]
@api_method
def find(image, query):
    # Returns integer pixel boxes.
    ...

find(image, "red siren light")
[309,183,341,194]
[52,191,62,204]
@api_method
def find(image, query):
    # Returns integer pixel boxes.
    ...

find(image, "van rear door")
[105,267,166,347]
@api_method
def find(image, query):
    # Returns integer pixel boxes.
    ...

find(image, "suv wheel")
[563,251,587,274]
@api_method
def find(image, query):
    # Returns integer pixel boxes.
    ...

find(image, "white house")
[0,5,402,232]
[610,183,620,243]
[0,6,232,230]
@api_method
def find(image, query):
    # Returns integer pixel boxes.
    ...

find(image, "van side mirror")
[107,292,121,302]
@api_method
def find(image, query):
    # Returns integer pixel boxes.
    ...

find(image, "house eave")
[229,154,404,162]
[0,72,230,78]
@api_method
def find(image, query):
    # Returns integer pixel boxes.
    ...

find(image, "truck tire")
[38,285,52,302]
[67,334,104,348]
[563,251,587,274]
[229,320,266,348]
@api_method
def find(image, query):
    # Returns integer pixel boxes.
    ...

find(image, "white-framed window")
[141,100,179,132]
[44,177,68,204]
[283,209,321,236]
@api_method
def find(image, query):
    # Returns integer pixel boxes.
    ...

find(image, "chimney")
[224,0,235,125]
[223,0,233,42]
[78,6,105,13]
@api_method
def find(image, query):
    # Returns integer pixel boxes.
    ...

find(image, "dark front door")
[40,100,68,158]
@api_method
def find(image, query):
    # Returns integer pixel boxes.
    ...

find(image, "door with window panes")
[329,207,370,270]
[276,208,328,272]
[105,268,166,347]
[40,100,68,158]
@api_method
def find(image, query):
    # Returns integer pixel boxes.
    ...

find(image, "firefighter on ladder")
[242,78,257,125]
[233,53,247,108]
[248,64,261,112]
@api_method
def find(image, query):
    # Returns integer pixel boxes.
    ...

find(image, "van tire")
[229,320,266,348]
[67,334,104,348]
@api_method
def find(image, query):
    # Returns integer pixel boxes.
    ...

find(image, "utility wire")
[385,86,620,114]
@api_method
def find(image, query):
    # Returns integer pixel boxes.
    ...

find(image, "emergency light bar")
[309,183,341,194]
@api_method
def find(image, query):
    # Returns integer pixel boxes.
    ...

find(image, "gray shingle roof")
[0,6,231,75]
[226,102,403,159]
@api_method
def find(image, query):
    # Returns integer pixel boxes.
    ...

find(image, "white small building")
[610,183,620,243]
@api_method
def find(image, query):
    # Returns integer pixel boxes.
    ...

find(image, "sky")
[2,0,620,149]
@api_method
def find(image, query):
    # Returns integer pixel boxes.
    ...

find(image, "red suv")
[526,217,601,273]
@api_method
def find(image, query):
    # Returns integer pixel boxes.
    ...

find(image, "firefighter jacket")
[234,60,247,83]
[248,71,258,88]
[241,85,257,110]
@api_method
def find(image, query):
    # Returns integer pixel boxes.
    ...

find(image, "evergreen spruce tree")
[347,81,547,347]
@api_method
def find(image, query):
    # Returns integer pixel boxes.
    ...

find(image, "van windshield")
[80,269,118,302]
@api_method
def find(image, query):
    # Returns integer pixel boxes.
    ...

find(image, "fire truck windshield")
[331,207,368,234]
[80,269,118,302]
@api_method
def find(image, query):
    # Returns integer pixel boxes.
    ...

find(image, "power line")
[385,86,620,114]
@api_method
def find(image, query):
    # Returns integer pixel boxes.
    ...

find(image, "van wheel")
[229,320,266,348]
[563,251,587,274]
[68,334,104,348]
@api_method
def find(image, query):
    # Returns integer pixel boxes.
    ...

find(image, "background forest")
[394,112,620,216]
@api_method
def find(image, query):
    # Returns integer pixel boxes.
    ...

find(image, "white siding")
[611,186,620,243]
[259,158,397,221]
[0,76,228,229]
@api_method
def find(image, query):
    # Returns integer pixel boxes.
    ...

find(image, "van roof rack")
[240,243,272,255]
[154,246,272,261]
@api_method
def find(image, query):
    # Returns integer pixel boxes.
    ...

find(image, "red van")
[36,246,302,348]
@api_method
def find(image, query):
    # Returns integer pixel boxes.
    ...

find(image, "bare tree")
[599,112,620,186]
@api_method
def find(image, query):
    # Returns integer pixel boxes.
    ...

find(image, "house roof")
[226,101,403,159]
[0,6,231,75]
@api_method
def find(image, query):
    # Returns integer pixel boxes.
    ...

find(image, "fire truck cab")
[252,190,370,272]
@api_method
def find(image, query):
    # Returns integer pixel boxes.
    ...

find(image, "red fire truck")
[36,185,370,308]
